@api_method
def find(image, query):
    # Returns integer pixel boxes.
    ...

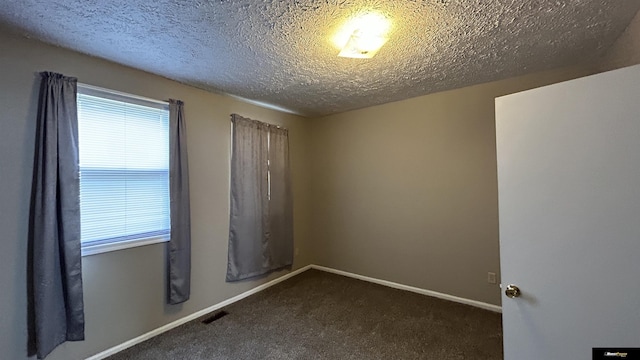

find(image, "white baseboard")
[85,265,312,360]
[310,265,502,313]
[87,263,500,359]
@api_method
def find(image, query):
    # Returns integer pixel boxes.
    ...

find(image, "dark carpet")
[107,269,503,360]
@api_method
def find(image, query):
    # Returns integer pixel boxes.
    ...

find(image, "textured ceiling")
[1,1,639,117]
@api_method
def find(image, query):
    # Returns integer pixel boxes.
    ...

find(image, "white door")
[496,65,640,360]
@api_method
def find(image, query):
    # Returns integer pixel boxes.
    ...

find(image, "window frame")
[77,84,171,257]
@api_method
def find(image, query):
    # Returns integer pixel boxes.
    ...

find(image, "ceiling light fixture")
[335,13,391,59]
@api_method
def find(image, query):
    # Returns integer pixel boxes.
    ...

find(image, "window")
[77,85,170,256]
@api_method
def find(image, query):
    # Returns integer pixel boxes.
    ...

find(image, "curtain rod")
[78,83,169,106]
[231,113,285,130]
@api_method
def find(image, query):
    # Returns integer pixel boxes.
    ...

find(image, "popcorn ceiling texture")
[1,0,639,116]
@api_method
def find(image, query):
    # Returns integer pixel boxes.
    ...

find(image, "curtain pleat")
[226,114,293,282]
[267,126,294,270]
[29,72,85,359]
[168,99,192,304]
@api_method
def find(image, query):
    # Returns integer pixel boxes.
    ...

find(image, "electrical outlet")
[487,272,497,284]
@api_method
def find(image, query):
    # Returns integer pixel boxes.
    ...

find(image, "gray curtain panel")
[266,126,294,270]
[226,114,293,282]
[29,72,84,359]
[168,99,192,304]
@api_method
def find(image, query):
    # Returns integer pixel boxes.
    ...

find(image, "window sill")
[81,235,169,257]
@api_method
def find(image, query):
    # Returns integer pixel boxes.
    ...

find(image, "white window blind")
[77,86,170,254]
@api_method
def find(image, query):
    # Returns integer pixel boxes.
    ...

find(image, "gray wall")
[0,29,312,360]
[308,66,596,306]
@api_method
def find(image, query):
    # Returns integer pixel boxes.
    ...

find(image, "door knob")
[505,284,521,298]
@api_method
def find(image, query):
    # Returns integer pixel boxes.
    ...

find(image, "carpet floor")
[107,269,503,360]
